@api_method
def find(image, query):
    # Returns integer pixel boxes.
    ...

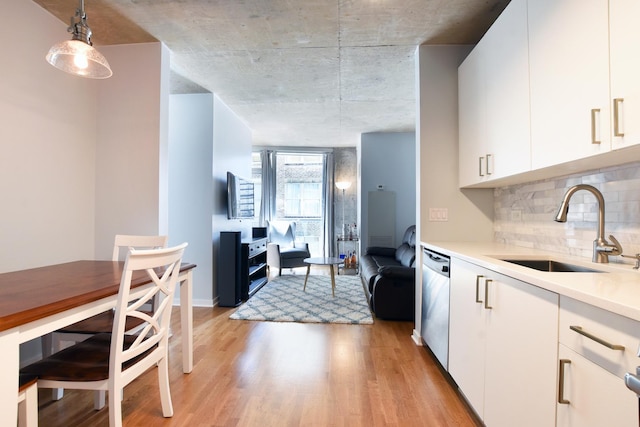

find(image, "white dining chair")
[49,234,168,408]
[22,243,187,427]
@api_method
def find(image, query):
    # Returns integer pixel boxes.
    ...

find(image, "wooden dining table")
[0,260,196,425]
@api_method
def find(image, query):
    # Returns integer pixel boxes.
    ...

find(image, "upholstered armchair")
[266,220,311,276]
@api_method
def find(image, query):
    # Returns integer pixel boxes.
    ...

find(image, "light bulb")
[74,53,89,69]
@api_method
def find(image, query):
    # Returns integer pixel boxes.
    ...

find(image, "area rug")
[229,274,373,324]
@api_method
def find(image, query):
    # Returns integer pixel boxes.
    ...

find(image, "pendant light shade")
[46,0,112,79]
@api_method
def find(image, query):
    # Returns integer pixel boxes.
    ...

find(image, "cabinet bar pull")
[558,359,571,404]
[591,108,601,144]
[478,156,485,177]
[614,98,625,137]
[486,154,492,175]
[569,325,625,350]
[475,275,484,303]
[484,279,493,310]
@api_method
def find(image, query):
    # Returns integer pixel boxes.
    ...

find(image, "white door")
[448,259,487,418]
[483,274,559,427]
[458,45,487,188]
[557,344,638,427]
[528,0,611,169]
[483,0,531,181]
[610,0,640,149]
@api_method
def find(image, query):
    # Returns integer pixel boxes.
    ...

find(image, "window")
[253,150,329,257]
[284,182,321,217]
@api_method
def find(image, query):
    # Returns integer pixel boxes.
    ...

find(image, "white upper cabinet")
[528,0,611,170]
[458,0,530,187]
[609,0,640,149]
[458,43,487,188]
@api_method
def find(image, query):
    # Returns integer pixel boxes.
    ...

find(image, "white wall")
[169,94,215,306]
[94,42,170,259]
[0,0,97,272]
[360,132,416,250]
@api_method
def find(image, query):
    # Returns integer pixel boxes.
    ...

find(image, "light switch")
[429,208,448,222]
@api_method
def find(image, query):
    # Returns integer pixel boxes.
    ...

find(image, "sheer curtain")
[322,152,335,257]
[258,149,275,224]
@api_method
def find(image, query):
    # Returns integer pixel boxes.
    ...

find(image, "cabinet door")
[610,0,640,149]
[458,45,487,188]
[482,0,530,181]
[528,0,611,169]
[449,258,487,418]
[458,0,530,187]
[483,273,559,427]
[557,345,638,427]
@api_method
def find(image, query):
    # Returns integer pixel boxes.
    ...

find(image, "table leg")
[0,329,20,426]
[303,264,311,291]
[179,270,193,374]
[330,265,336,297]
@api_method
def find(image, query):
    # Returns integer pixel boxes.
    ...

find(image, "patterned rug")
[229,274,373,324]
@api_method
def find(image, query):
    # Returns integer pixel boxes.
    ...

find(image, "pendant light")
[46,0,112,79]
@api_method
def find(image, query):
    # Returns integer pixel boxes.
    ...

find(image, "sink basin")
[499,259,603,273]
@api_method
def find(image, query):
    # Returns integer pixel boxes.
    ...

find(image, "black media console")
[217,228,268,307]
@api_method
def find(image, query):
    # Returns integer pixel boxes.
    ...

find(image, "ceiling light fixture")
[46,0,112,79]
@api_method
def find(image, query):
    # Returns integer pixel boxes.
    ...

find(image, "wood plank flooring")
[36,305,478,426]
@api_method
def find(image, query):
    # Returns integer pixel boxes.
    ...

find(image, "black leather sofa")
[360,225,416,321]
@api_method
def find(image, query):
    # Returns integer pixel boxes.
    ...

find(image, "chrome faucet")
[554,184,622,263]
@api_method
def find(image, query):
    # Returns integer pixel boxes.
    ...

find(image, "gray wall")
[169,94,215,306]
[169,93,253,306]
[211,95,254,303]
[413,45,495,340]
[416,45,494,246]
[360,132,416,250]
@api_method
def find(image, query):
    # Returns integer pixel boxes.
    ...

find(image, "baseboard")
[172,297,216,308]
[411,329,422,346]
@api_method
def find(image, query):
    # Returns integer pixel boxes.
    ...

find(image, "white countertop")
[422,241,640,322]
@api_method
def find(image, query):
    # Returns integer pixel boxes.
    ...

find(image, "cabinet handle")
[614,98,625,137]
[484,279,493,309]
[569,325,625,351]
[558,359,571,404]
[478,156,485,177]
[475,275,484,303]
[591,108,601,144]
[486,154,492,175]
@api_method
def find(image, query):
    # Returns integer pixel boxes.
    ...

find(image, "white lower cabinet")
[557,296,640,427]
[449,258,559,426]
[557,345,637,427]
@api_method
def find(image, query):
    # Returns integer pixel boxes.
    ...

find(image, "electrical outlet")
[510,209,523,221]
[429,208,448,222]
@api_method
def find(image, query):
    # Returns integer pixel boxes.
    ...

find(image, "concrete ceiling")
[33,0,510,147]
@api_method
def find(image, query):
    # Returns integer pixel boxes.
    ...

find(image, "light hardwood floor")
[36,304,478,426]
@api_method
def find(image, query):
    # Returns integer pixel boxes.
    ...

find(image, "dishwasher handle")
[422,249,450,276]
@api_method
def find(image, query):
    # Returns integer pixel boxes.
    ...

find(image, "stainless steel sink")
[500,259,603,273]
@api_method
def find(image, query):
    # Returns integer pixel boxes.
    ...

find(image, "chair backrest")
[112,235,169,261]
[109,243,187,382]
[267,221,296,247]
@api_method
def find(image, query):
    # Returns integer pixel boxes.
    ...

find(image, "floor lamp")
[335,181,351,239]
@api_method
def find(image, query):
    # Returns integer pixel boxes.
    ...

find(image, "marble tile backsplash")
[494,161,640,267]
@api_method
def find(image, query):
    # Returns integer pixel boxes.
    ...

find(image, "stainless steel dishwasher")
[421,247,450,370]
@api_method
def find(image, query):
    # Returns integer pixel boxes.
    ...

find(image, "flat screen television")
[226,171,255,219]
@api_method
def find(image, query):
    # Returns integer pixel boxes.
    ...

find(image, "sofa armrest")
[365,246,396,258]
[377,265,415,280]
